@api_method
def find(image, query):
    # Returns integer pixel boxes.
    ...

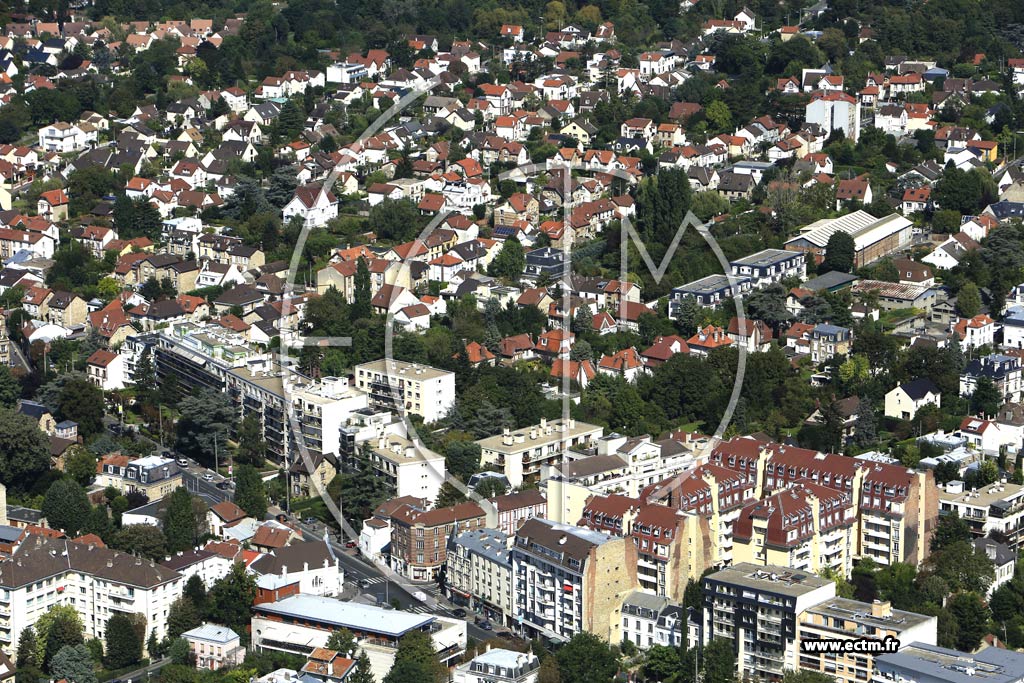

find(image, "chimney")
[871,600,892,619]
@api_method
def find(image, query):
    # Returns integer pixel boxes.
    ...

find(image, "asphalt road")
[287,515,498,642]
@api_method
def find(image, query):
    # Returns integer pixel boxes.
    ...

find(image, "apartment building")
[809,324,853,363]
[446,528,515,625]
[703,563,835,681]
[732,482,858,578]
[937,480,1024,551]
[799,598,936,683]
[643,463,759,567]
[729,249,807,289]
[620,591,693,650]
[960,354,1023,404]
[95,454,183,500]
[873,643,1024,683]
[709,438,939,567]
[511,518,638,643]
[452,648,540,683]
[365,433,447,502]
[389,501,487,581]
[631,504,710,601]
[0,536,183,656]
[477,418,604,488]
[353,360,455,424]
[487,490,547,536]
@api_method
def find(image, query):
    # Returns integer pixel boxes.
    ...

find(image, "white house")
[86,349,126,390]
[884,378,941,420]
[38,122,88,152]
[283,183,339,228]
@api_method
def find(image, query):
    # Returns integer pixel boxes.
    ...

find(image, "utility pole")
[214,433,219,477]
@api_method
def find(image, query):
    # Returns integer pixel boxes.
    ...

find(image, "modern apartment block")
[511,518,638,643]
[937,479,1024,551]
[353,359,455,424]
[389,501,487,581]
[732,482,857,578]
[873,642,1024,683]
[709,437,939,567]
[703,563,835,681]
[143,323,369,464]
[477,418,605,489]
[0,536,183,656]
[365,433,447,502]
[799,598,936,683]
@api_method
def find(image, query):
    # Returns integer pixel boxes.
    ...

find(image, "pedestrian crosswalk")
[407,605,433,614]
[359,576,387,585]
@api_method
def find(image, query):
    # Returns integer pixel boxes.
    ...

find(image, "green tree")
[42,479,92,536]
[488,239,526,280]
[16,627,38,669]
[65,446,98,487]
[166,597,202,640]
[0,366,19,407]
[538,656,560,683]
[702,638,736,683]
[235,464,268,519]
[383,629,446,683]
[110,525,168,561]
[325,628,357,657]
[104,613,142,669]
[555,632,618,683]
[948,591,991,651]
[643,645,679,681]
[49,644,96,683]
[39,606,85,669]
[175,390,235,466]
[0,407,53,493]
[167,639,193,666]
[445,441,481,481]
[352,257,373,320]
[971,376,1002,417]
[207,563,257,635]
[55,376,105,438]
[929,541,995,595]
[706,100,732,132]
[183,575,208,612]
[163,488,200,552]
[957,282,982,318]
[822,231,856,273]
[349,652,376,683]
[782,671,835,683]
[931,511,971,550]
[236,413,267,468]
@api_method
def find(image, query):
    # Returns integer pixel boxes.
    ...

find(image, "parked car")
[345,540,357,548]
[452,608,467,618]
[203,472,214,481]
[177,458,189,467]
[479,620,493,631]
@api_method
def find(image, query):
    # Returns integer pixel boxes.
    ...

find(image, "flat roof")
[674,273,749,295]
[803,597,935,631]
[875,642,1024,683]
[731,249,798,267]
[354,359,452,380]
[254,594,434,638]
[476,418,602,452]
[705,562,832,597]
[938,481,1024,508]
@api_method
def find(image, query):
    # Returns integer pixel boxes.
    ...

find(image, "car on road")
[452,608,467,618]
[479,620,492,631]
[216,481,231,490]
[496,630,513,639]
[203,472,214,481]
[177,458,189,467]
[357,579,369,589]
[344,540,357,548]
[412,590,428,602]
[304,516,318,524]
